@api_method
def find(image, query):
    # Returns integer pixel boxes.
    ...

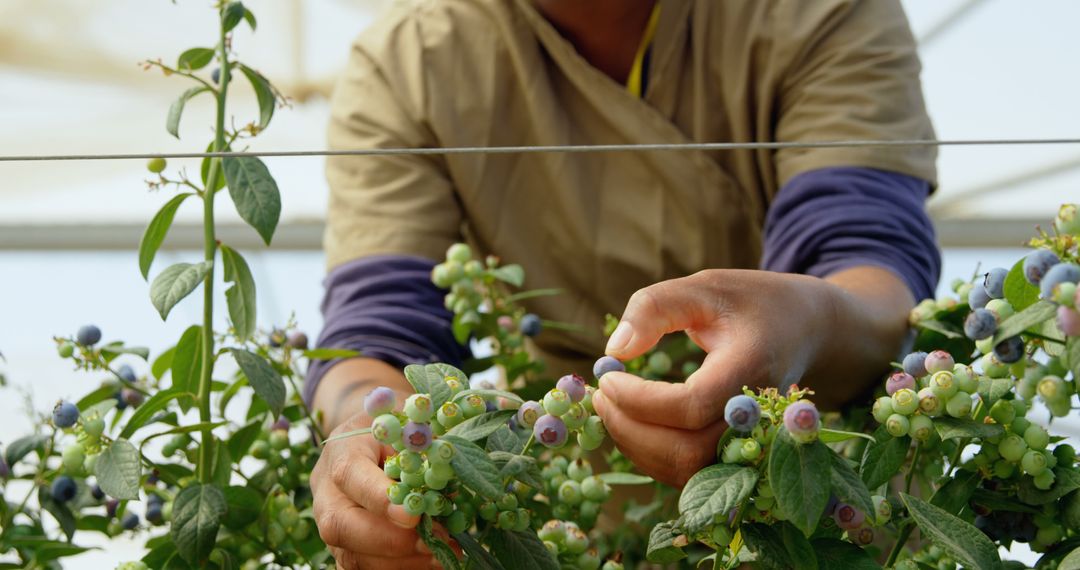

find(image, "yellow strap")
[626,2,661,97]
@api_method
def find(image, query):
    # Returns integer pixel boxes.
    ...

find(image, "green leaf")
[488,529,560,570]
[452,532,503,570]
[931,469,981,515]
[597,472,655,485]
[177,47,215,71]
[819,428,876,444]
[445,409,516,441]
[143,542,179,569]
[301,348,361,360]
[5,433,47,466]
[151,261,213,320]
[970,488,1041,514]
[769,429,831,535]
[76,384,119,412]
[223,157,280,245]
[152,346,176,380]
[900,493,1001,570]
[94,439,142,500]
[172,325,203,412]
[828,452,875,520]
[242,8,257,30]
[167,86,210,139]
[210,438,232,487]
[993,300,1058,345]
[441,435,503,501]
[99,343,151,361]
[453,388,523,406]
[1018,467,1080,505]
[490,264,525,287]
[171,483,226,564]
[230,348,285,418]
[740,523,794,570]
[1068,337,1080,388]
[491,453,542,489]
[140,195,193,279]
[861,427,911,491]
[222,485,261,530]
[220,245,257,341]
[934,416,1005,441]
[486,425,525,454]
[780,522,819,570]
[419,514,461,570]
[222,2,245,32]
[119,388,184,439]
[227,420,262,459]
[237,64,275,129]
[38,486,76,540]
[677,464,757,534]
[916,319,964,339]
[201,140,228,192]
[811,538,881,569]
[403,363,458,409]
[1004,257,1041,311]
[646,520,688,563]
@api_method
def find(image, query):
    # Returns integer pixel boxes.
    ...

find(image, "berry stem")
[884,521,914,568]
[195,7,231,485]
[903,444,920,495]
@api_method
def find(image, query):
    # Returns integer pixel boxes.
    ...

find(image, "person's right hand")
[311,411,438,569]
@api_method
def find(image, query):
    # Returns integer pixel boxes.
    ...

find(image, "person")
[306,0,941,567]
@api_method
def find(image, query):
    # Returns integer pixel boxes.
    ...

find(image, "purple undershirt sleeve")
[303,255,471,405]
[761,167,941,301]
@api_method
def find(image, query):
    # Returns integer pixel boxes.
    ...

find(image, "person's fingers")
[330,548,438,570]
[606,277,715,359]
[315,489,426,556]
[592,390,724,487]
[326,442,419,529]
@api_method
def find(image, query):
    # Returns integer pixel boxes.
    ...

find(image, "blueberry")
[1000,434,1028,462]
[76,325,102,346]
[929,371,958,399]
[646,352,672,375]
[146,157,167,174]
[917,388,943,417]
[562,403,589,430]
[497,315,514,331]
[964,309,997,340]
[57,342,75,358]
[983,268,1008,300]
[117,364,137,383]
[1041,263,1080,300]
[52,400,80,428]
[924,350,955,375]
[371,414,402,445]
[872,397,895,423]
[968,284,992,310]
[268,328,286,347]
[520,314,542,337]
[833,503,865,530]
[121,388,144,407]
[210,67,221,84]
[908,414,934,441]
[556,374,588,403]
[993,336,1025,364]
[516,401,543,428]
[427,439,455,464]
[885,372,916,396]
[782,401,820,443]
[105,498,119,517]
[902,351,928,378]
[1024,250,1061,285]
[286,332,309,350]
[533,414,568,448]
[723,395,761,433]
[1059,305,1080,337]
[593,356,625,380]
[437,402,465,428]
[1056,204,1080,235]
[51,476,77,503]
[363,387,397,417]
[121,512,139,530]
[271,417,291,432]
[403,394,434,423]
[146,503,163,525]
[1021,450,1048,476]
[542,389,572,417]
[446,243,472,264]
[401,422,432,452]
[891,388,919,415]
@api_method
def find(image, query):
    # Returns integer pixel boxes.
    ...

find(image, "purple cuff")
[303,255,471,404]
[761,167,940,301]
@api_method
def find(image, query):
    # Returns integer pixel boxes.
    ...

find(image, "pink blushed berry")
[924,350,955,374]
[364,387,396,417]
[834,503,865,530]
[1058,305,1080,337]
[533,414,568,448]
[402,422,433,452]
[556,374,588,403]
[783,400,820,443]
[516,401,543,428]
[885,372,916,396]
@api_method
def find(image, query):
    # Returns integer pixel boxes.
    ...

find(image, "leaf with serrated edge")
[452,532,503,570]
[677,464,757,534]
[828,451,875,520]
[900,492,1001,570]
[931,470,981,515]
[95,440,142,499]
[171,484,226,564]
[646,520,688,563]
[769,429,831,535]
[151,261,213,320]
[441,435,502,500]
[453,388,523,405]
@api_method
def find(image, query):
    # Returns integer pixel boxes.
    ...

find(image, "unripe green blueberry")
[551,456,569,472]
[1034,469,1056,490]
[460,394,486,418]
[872,397,895,424]
[544,541,560,557]
[497,493,518,511]
[1022,450,1048,476]
[387,482,409,505]
[398,450,424,474]
[548,474,568,495]
[953,365,979,393]
[1048,397,1072,418]
[1025,425,1050,451]
[1011,416,1032,437]
[404,394,434,423]
[83,453,98,474]
[581,385,597,414]
[908,414,935,442]
[917,388,943,417]
[539,519,566,543]
[478,501,497,521]
[578,430,603,451]
[84,417,105,437]
[945,392,972,419]
[1045,450,1059,470]
[567,459,592,482]
[646,352,672,375]
[981,353,1010,378]
[872,495,891,525]
[446,509,469,534]
[985,298,1014,320]
[437,402,464,428]
[891,388,919,415]
[999,434,1028,462]
[447,243,472,264]
[559,480,584,506]
[62,444,86,474]
[430,461,454,481]
[147,157,167,174]
[602,561,624,570]
[741,439,762,461]
[383,455,402,479]
[886,414,910,438]
[562,403,589,430]
[57,342,75,358]
[543,389,572,417]
[401,491,426,516]
[424,490,448,516]
[565,527,589,554]
[401,470,426,488]
[496,510,517,530]
[279,505,300,530]
[723,438,747,463]
[577,548,601,570]
[989,399,1016,425]
[993,459,1016,479]
[581,476,610,502]
[444,377,464,396]
[1054,444,1076,467]
[929,371,958,399]
[371,414,402,445]
[514,508,532,532]
[1038,375,1068,403]
[427,439,455,465]
[424,469,450,490]
[269,430,289,451]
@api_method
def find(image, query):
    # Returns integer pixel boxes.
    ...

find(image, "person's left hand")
[591,269,843,487]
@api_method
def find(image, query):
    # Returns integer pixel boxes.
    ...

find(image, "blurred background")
[0,0,1078,566]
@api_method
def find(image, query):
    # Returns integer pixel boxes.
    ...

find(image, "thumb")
[606,278,710,359]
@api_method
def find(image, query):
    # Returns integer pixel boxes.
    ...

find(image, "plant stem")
[196,10,231,485]
[904,444,920,495]
[884,521,914,568]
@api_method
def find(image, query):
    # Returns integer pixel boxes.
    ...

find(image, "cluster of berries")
[822,494,892,546]
[56,325,149,411]
[895,544,957,570]
[873,350,977,441]
[538,519,622,570]
[540,457,611,530]
[431,243,542,338]
[1016,356,1075,417]
[718,392,822,469]
[968,401,1066,490]
[517,373,604,450]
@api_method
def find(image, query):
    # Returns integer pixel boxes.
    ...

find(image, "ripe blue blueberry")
[723,395,761,433]
[964,308,997,340]
[402,421,433,452]
[902,352,928,378]
[993,336,1025,364]
[592,356,625,379]
[1024,250,1061,285]
[76,325,102,346]
[106,498,119,518]
[1041,263,1080,300]
[516,401,543,428]
[364,387,397,417]
[52,400,79,428]
[556,374,588,403]
[533,414,568,448]
[51,476,77,503]
[146,503,163,525]
[91,483,105,501]
[968,284,991,310]
[924,350,955,375]
[520,314,542,337]
[210,67,221,84]
[121,512,139,530]
[118,364,136,383]
[782,400,820,443]
[983,268,1008,300]
[269,328,287,347]
[121,388,144,408]
[885,372,916,396]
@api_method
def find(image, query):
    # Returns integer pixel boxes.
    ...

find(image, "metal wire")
[2,137,1080,162]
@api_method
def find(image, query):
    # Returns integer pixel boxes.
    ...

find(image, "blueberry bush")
[3,3,1080,570]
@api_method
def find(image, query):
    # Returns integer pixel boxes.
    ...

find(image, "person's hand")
[311,411,441,569]
[592,268,908,487]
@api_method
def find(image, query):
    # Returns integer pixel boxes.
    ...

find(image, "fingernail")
[387,504,416,528]
[606,321,633,354]
[415,538,431,554]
